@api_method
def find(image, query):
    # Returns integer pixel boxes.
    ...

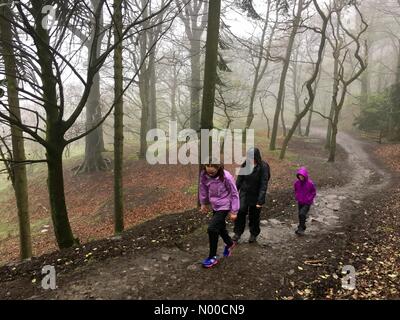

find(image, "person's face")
[298,174,305,181]
[206,165,218,176]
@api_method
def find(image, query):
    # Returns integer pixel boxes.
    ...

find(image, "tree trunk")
[328,7,367,161]
[325,105,335,149]
[190,39,202,131]
[77,1,107,174]
[325,51,339,150]
[305,67,322,137]
[138,0,164,156]
[388,39,400,140]
[177,0,207,132]
[171,60,178,122]
[281,89,287,137]
[139,101,149,159]
[148,51,157,130]
[305,105,313,136]
[270,0,304,150]
[32,2,76,249]
[0,2,32,259]
[259,98,271,139]
[244,5,277,144]
[246,89,257,131]
[279,0,330,160]
[46,146,76,248]
[77,70,108,173]
[328,112,339,162]
[199,0,220,207]
[139,2,149,159]
[245,6,271,131]
[327,83,340,161]
[360,66,369,107]
[292,56,302,136]
[139,69,149,159]
[113,0,124,234]
[359,13,370,109]
[200,0,221,132]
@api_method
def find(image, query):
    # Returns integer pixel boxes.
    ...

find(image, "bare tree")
[270,0,309,150]
[200,0,221,133]
[0,0,32,260]
[113,0,124,234]
[325,8,341,150]
[290,43,303,136]
[244,0,279,131]
[305,35,324,136]
[175,0,207,131]
[327,2,368,162]
[71,0,109,174]
[0,0,175,249]
[279,0,332,160]
[136,0,169,159]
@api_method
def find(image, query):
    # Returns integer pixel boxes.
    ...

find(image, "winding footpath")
[35,130,392,300]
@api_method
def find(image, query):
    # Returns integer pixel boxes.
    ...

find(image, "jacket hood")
[246,147,262,164]
[296,167,309,180]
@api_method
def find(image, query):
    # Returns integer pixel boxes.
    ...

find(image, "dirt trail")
[32,131,392,300]
[253,130,390,248]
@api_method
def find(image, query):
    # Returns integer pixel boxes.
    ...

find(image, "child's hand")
[229,212,238,221]
[200,205,209,214]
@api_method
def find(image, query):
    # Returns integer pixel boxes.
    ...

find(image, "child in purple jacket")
[294,167,317,235]
[199,161,240,268]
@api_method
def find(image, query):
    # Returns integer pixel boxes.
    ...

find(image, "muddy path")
[253,130,391,248]
[20,130,390,300]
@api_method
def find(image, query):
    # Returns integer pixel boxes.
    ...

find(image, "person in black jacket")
[233,147,271,243]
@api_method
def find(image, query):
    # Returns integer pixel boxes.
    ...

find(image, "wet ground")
[0,130,396,300]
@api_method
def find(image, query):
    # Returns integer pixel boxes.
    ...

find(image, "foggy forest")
[0,0,399,301]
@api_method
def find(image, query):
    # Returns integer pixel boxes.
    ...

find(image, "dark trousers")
[233,206,261,237]
[208,210,234,258]
[298,203,311,230]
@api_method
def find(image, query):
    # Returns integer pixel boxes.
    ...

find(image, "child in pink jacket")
[294,167,317,235]
[199,162,239,268]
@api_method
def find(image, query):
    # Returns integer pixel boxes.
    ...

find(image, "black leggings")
[298,204,311,230]
[207,210,234,258]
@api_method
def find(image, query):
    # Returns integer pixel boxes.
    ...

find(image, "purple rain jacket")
[199,169,240,213]
[294,167,317,205]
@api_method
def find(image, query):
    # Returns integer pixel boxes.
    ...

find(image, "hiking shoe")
[223,242,236,257]
[248,235,257,243]
[295,228,305,236]
[202,256,219,268]
[232,234,241,242]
